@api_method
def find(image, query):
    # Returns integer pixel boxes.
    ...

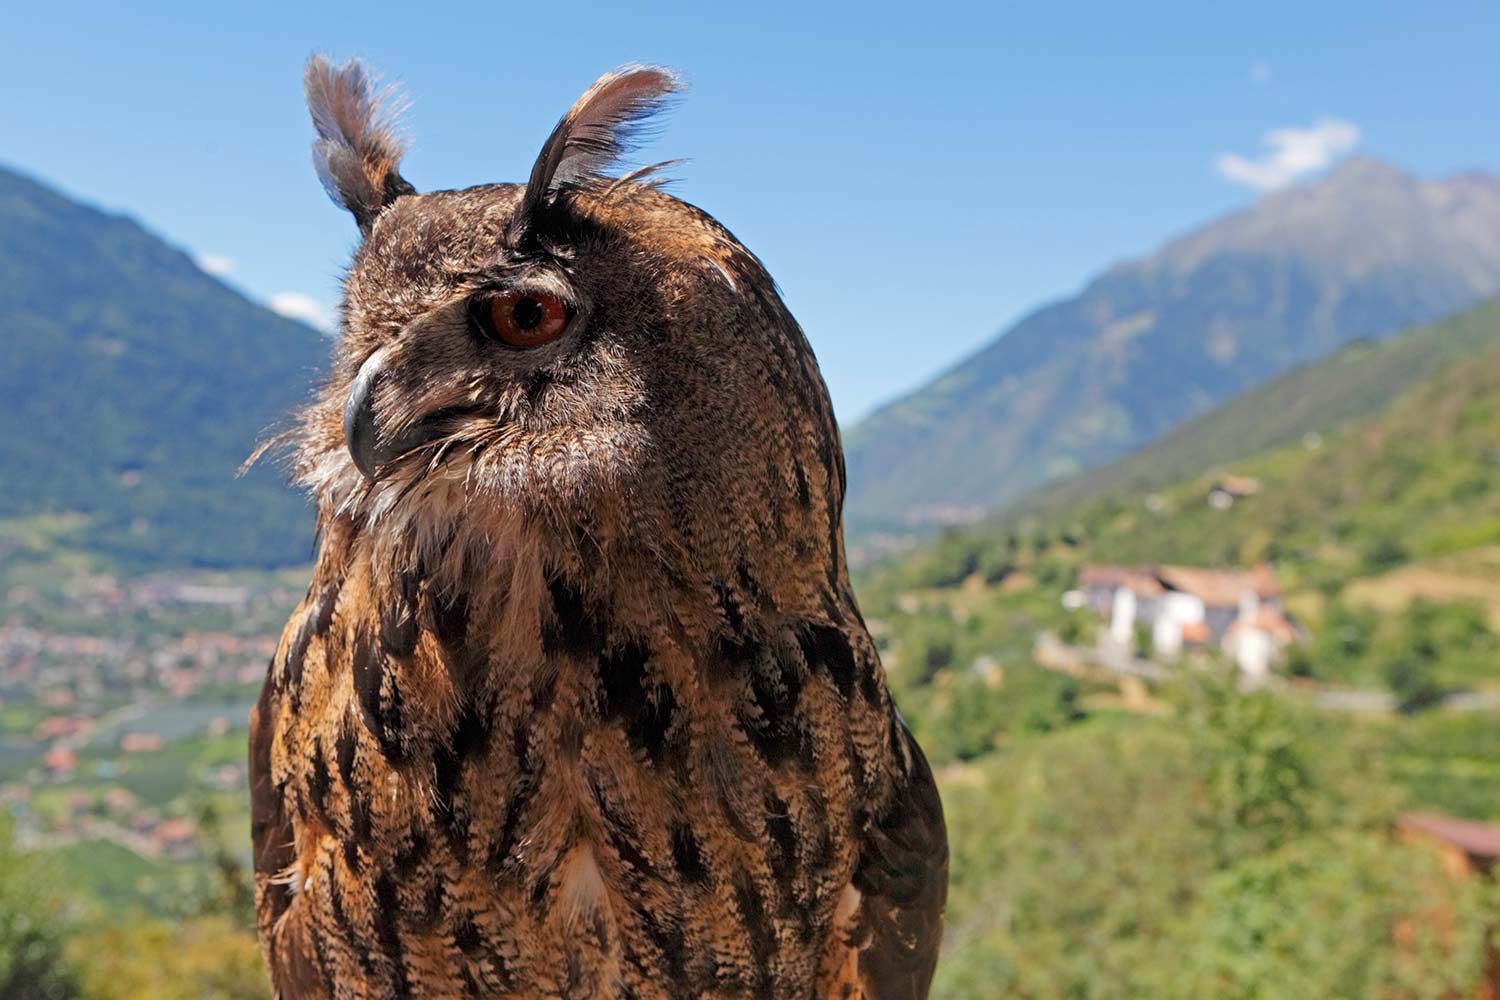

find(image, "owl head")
[289,58,847,597]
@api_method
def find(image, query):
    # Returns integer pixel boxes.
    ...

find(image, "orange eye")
[478,290,571,348]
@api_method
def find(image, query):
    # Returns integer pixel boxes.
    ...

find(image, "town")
[0,568,299,869]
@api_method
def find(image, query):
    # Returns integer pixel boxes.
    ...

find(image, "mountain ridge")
[1001,297,1500,523]
[844,157,1500,531]
[0,164,327,568]
[881,293,1500,635]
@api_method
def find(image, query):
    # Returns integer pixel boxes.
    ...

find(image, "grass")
[38,840,178,915]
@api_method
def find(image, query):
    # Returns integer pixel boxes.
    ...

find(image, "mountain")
[1042,295,1500,580]
[844,157,1500,532]
[891,295,1500,601]
[1007,297,1500,520]
[0,166,326,569]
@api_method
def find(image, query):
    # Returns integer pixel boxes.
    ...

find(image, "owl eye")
[474,290,571,348]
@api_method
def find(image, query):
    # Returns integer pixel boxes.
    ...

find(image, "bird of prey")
[251,56,947,1000]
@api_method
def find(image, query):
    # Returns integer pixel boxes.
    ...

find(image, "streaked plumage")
[251,56,947,1000]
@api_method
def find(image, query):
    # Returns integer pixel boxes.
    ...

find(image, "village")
[0,569,298,862]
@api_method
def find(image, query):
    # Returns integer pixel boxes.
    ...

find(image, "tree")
[930,722,1220,999]
[0,819,83,1000]
[1180,672,1315,854]
[1386,653,1444,714]
[1144,833,1496,1000]
[73,916,268,1000]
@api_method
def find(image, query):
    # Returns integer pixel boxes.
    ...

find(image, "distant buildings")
[0,567,294,866]
[119,731,165,753]
[42,746,78,778]
[1076,563,1298,680]
[152,817,199,860]
[1207,474,1261,511]
[35,715,92,741]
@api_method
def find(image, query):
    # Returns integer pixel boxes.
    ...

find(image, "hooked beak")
[343,344,454,482]
[343,344,391,481]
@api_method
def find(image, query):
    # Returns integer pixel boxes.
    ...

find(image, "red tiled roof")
[1398,812,1500,859]
[154,818,198,844]
[43,747,77,770]
[1079,565,1165,596]
[1157,564,1279,607]
[1217,474,1261,496]
[1081,564,1281,606]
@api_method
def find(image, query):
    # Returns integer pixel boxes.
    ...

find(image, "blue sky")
[4,2,1498,421]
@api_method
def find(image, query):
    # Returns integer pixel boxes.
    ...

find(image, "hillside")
[844,158,1500,531]
[857,296,1500,997]
[880,294,1500,694]
[0,166,326,568]
[1040,307,1500,587]
[1007,297,1500,519]
[891,295,1500,603]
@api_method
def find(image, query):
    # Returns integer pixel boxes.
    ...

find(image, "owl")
[250,56,947,1000]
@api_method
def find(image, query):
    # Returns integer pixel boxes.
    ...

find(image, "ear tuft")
[517,65,681,230]
[304,55,416,233]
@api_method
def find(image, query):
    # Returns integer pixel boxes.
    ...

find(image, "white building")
[1079,563,1297,678]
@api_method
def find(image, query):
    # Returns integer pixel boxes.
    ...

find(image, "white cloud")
[1214,118,1361,192]
[1249,60,1270,85]
[195,253,236,276]
[269,291,333,332]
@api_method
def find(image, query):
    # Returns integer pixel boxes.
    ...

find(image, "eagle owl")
[251,56,947,1000]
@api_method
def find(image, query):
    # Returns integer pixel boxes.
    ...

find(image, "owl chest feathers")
[257,525,900,998]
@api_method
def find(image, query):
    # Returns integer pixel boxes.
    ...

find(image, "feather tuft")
[304,55,416,232]
[517,65,681,228]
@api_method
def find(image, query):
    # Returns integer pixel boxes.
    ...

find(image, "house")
[153,818,199,860]
[1224,607,1300,682]
[1078,565,1166,643]
[42,746,78,778]
[103,787,138,816]
[119,731,164,753]
[1207,474,1261,510]
[1077,563,1296,678]
[35,715,91,741]
[1397,812,1500,879]
[1394,812,1500,998]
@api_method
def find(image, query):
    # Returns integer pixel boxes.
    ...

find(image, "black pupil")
[511,296,544,331]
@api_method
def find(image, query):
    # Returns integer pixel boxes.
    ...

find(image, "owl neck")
[316,505,848,697]
[321,495,848,650]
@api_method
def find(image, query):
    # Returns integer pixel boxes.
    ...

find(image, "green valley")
[851,298,1500,996]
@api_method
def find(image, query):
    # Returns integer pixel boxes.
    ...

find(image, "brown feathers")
[304,55,416,232]
[262,59,946,1000]
[517,65,681,231]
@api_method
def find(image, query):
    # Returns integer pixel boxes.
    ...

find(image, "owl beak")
[344,343,473,481]
[343,344,392,481]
